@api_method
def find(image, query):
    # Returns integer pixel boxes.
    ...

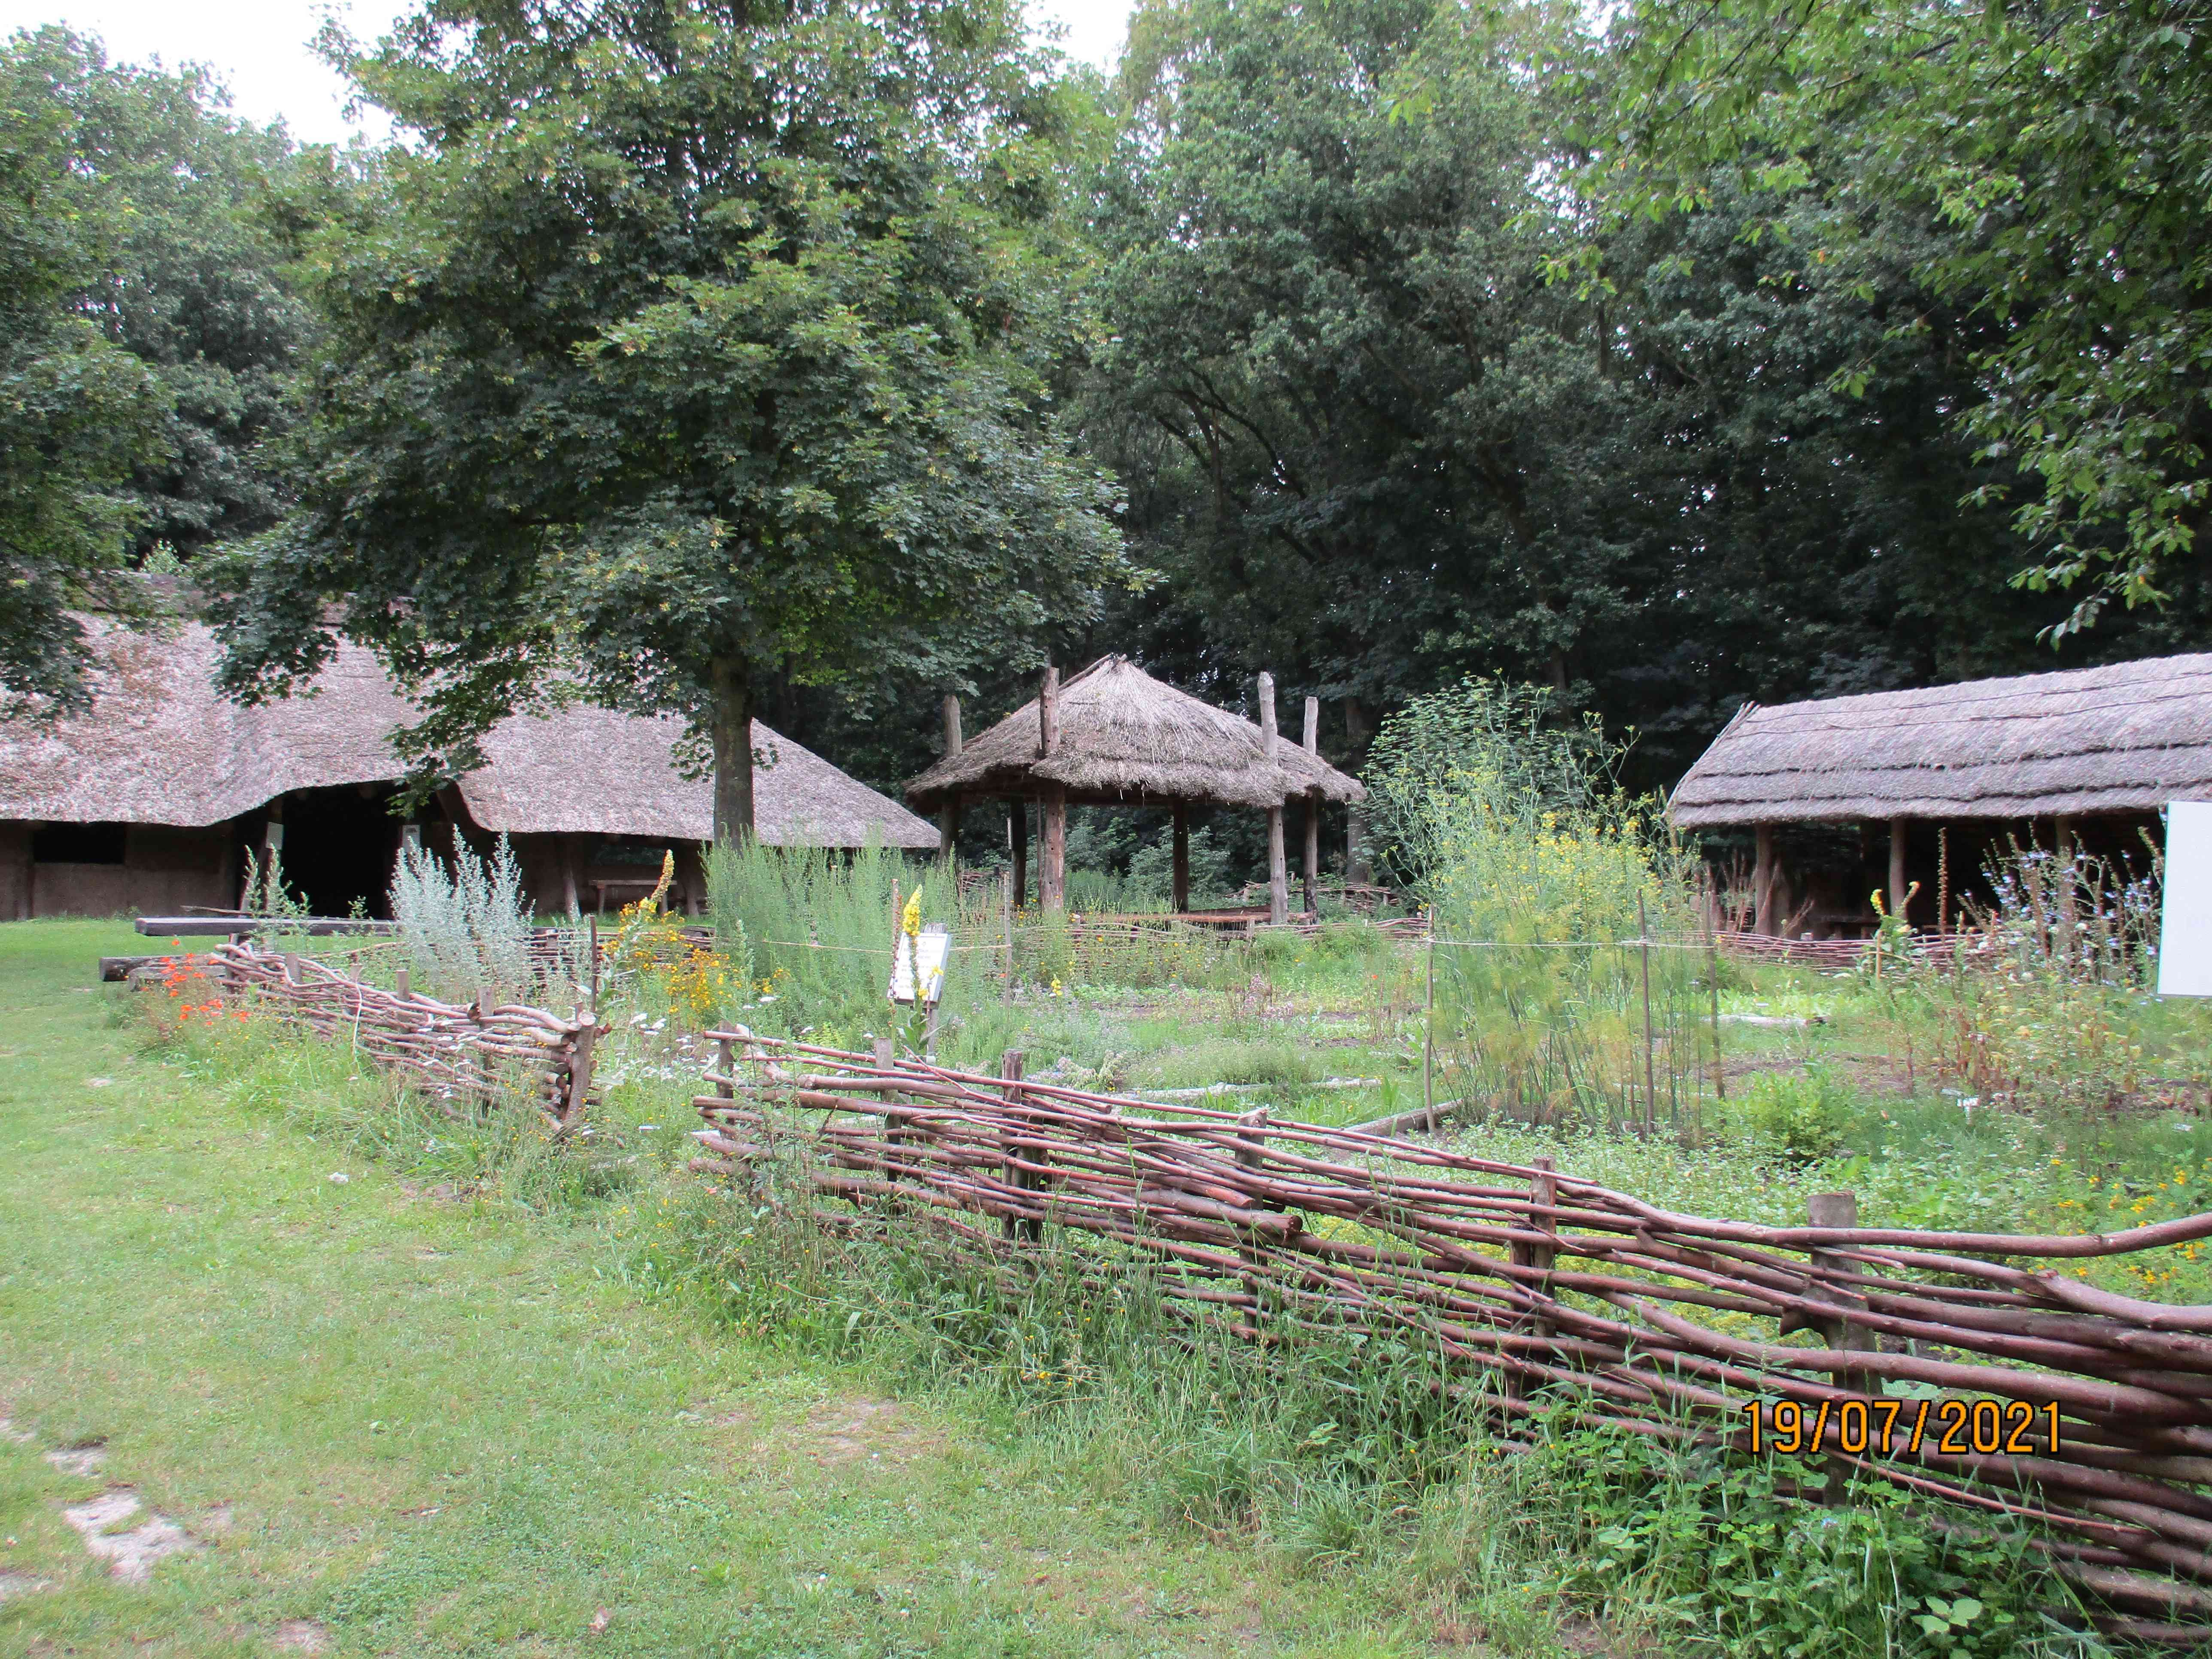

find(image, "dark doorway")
[276,786,403,918]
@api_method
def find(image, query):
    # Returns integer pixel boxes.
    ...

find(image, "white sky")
[0,0,1134,147]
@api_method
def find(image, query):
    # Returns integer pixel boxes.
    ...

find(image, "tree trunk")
[1889,817,1910,926]
[1041,788,1067,911]
[1008,799,1028,909]
[710,656,754,844]
[1344,697,1373,884]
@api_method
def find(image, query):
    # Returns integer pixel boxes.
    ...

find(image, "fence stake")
[557,1006,596,1138]
[395,964,410,1000]
[1706,929,1724,1108]
[875,1036,909,1185]
[1237,1107,1270,1337]
[1423,905,1436,1127]
[1507,1155,1557,1396]
[1001,866,1015,1006]
[1638,892,1656,1136]
[1802,1188,1875,1504]
[1000,1049,1038,1242]
[717,1034,736,1101]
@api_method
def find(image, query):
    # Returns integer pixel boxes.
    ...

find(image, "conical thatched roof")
[1669,652,2212,827]
[905,656,1366,811]
[0,619,939,849]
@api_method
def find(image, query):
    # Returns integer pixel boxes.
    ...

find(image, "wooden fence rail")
[191,943,601,1132]
[690,1032,2212,1635]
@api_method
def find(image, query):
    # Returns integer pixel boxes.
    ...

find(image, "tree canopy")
[210,0,1133,836]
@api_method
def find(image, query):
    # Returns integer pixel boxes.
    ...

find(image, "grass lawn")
[0,919,1442,1658]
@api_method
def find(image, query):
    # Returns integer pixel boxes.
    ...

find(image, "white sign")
[890,923,950,1005]
[2158,802,2212,996]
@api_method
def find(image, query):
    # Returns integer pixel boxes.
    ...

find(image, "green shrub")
[1738,1066,1856,1162]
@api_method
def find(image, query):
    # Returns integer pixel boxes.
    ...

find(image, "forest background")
[5,0,2207,875]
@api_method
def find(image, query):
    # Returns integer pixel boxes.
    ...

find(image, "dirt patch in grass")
[62,1488,202,1584]
[801,1396,944,1468]
[271,1617,331,1652]
[0,1570,55,1602]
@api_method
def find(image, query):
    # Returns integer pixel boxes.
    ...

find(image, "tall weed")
[389,835,534,1006]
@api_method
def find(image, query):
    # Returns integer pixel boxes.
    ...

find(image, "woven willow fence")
[691,1032,2212,1634]
[203,943,600,1130]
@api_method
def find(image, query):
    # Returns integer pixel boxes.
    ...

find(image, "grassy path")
[0,921,1420,1658]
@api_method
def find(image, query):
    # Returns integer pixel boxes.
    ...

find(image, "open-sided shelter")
[0,620,938,920]
[1669,653,2212,936]
[904,655,1365,920]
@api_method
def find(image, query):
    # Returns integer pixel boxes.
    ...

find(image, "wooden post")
[1707,931,1725,1106]
[1345,697,1373,884]
[2055,813,2078,953]
[1301,695,1321,918]
[1039,667,1066,912]
[1259,672,1287,926]
[1937,825,1951,937]
[1000,1049,1039,1242]
[560,833,580,919]
[558,1008,597,1137]
[1422,905,1436,1127]
[1507,1155,1558,1393]
[1888,816,1910,926]
[1804,1188,1875,1503]
[875,1036,910,1184]
[395,965,410,1000]
[1000,867,1015,1004]
[718,1034,737,1100]
[1638,890,1656,1136]
[1753,824,1776,936]
[939,695,963,863]
[1041,790,1067,911]
[1171,805,1190,915]
[1235,1107,1269,1336]
[1007,799,1027,910]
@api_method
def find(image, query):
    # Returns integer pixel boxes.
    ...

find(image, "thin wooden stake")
[1000,1049,1038,1242]
[1423,906,1437,1128]
[1638,891,1656,1136]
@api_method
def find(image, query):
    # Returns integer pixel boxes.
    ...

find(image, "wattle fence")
[189,943,601,1130]
[692,1031,2212,1638]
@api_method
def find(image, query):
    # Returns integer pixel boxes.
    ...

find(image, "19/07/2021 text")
[1741,1398,2064,1458]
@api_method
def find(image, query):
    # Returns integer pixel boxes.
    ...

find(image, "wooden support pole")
[1007,799,1027,909]
[1171,805,1190,915]
[1302,695,1321,918]
[1259,672,1287,926]
[939,695,962,863]
[560,833,580,919]
[1638,890,1656,1136]
[1753,824,1776,936]
[1038,667,1066,912]
[1041,790,1066,912]
[875,1036,910,1184]
[1889,816,1910,926]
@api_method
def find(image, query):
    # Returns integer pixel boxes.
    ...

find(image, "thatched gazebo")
[905,656,1365,921]
[1669,652,2212,936]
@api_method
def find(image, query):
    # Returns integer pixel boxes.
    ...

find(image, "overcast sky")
[0,0,1133,146]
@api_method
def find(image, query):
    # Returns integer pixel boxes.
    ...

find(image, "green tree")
[0,29,170,714]
[1089,0,1640,737]
[213,0,1131,837]
[1608,0,2212,636]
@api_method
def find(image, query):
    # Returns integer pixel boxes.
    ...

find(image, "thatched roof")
[905,655,1367,811]
[1670,653,2212,827]
[0,620,939,849]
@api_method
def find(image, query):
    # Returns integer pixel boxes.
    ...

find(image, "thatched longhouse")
[0,621,938,920]
[1670,653,2212,935]
[907,655,1364,917]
